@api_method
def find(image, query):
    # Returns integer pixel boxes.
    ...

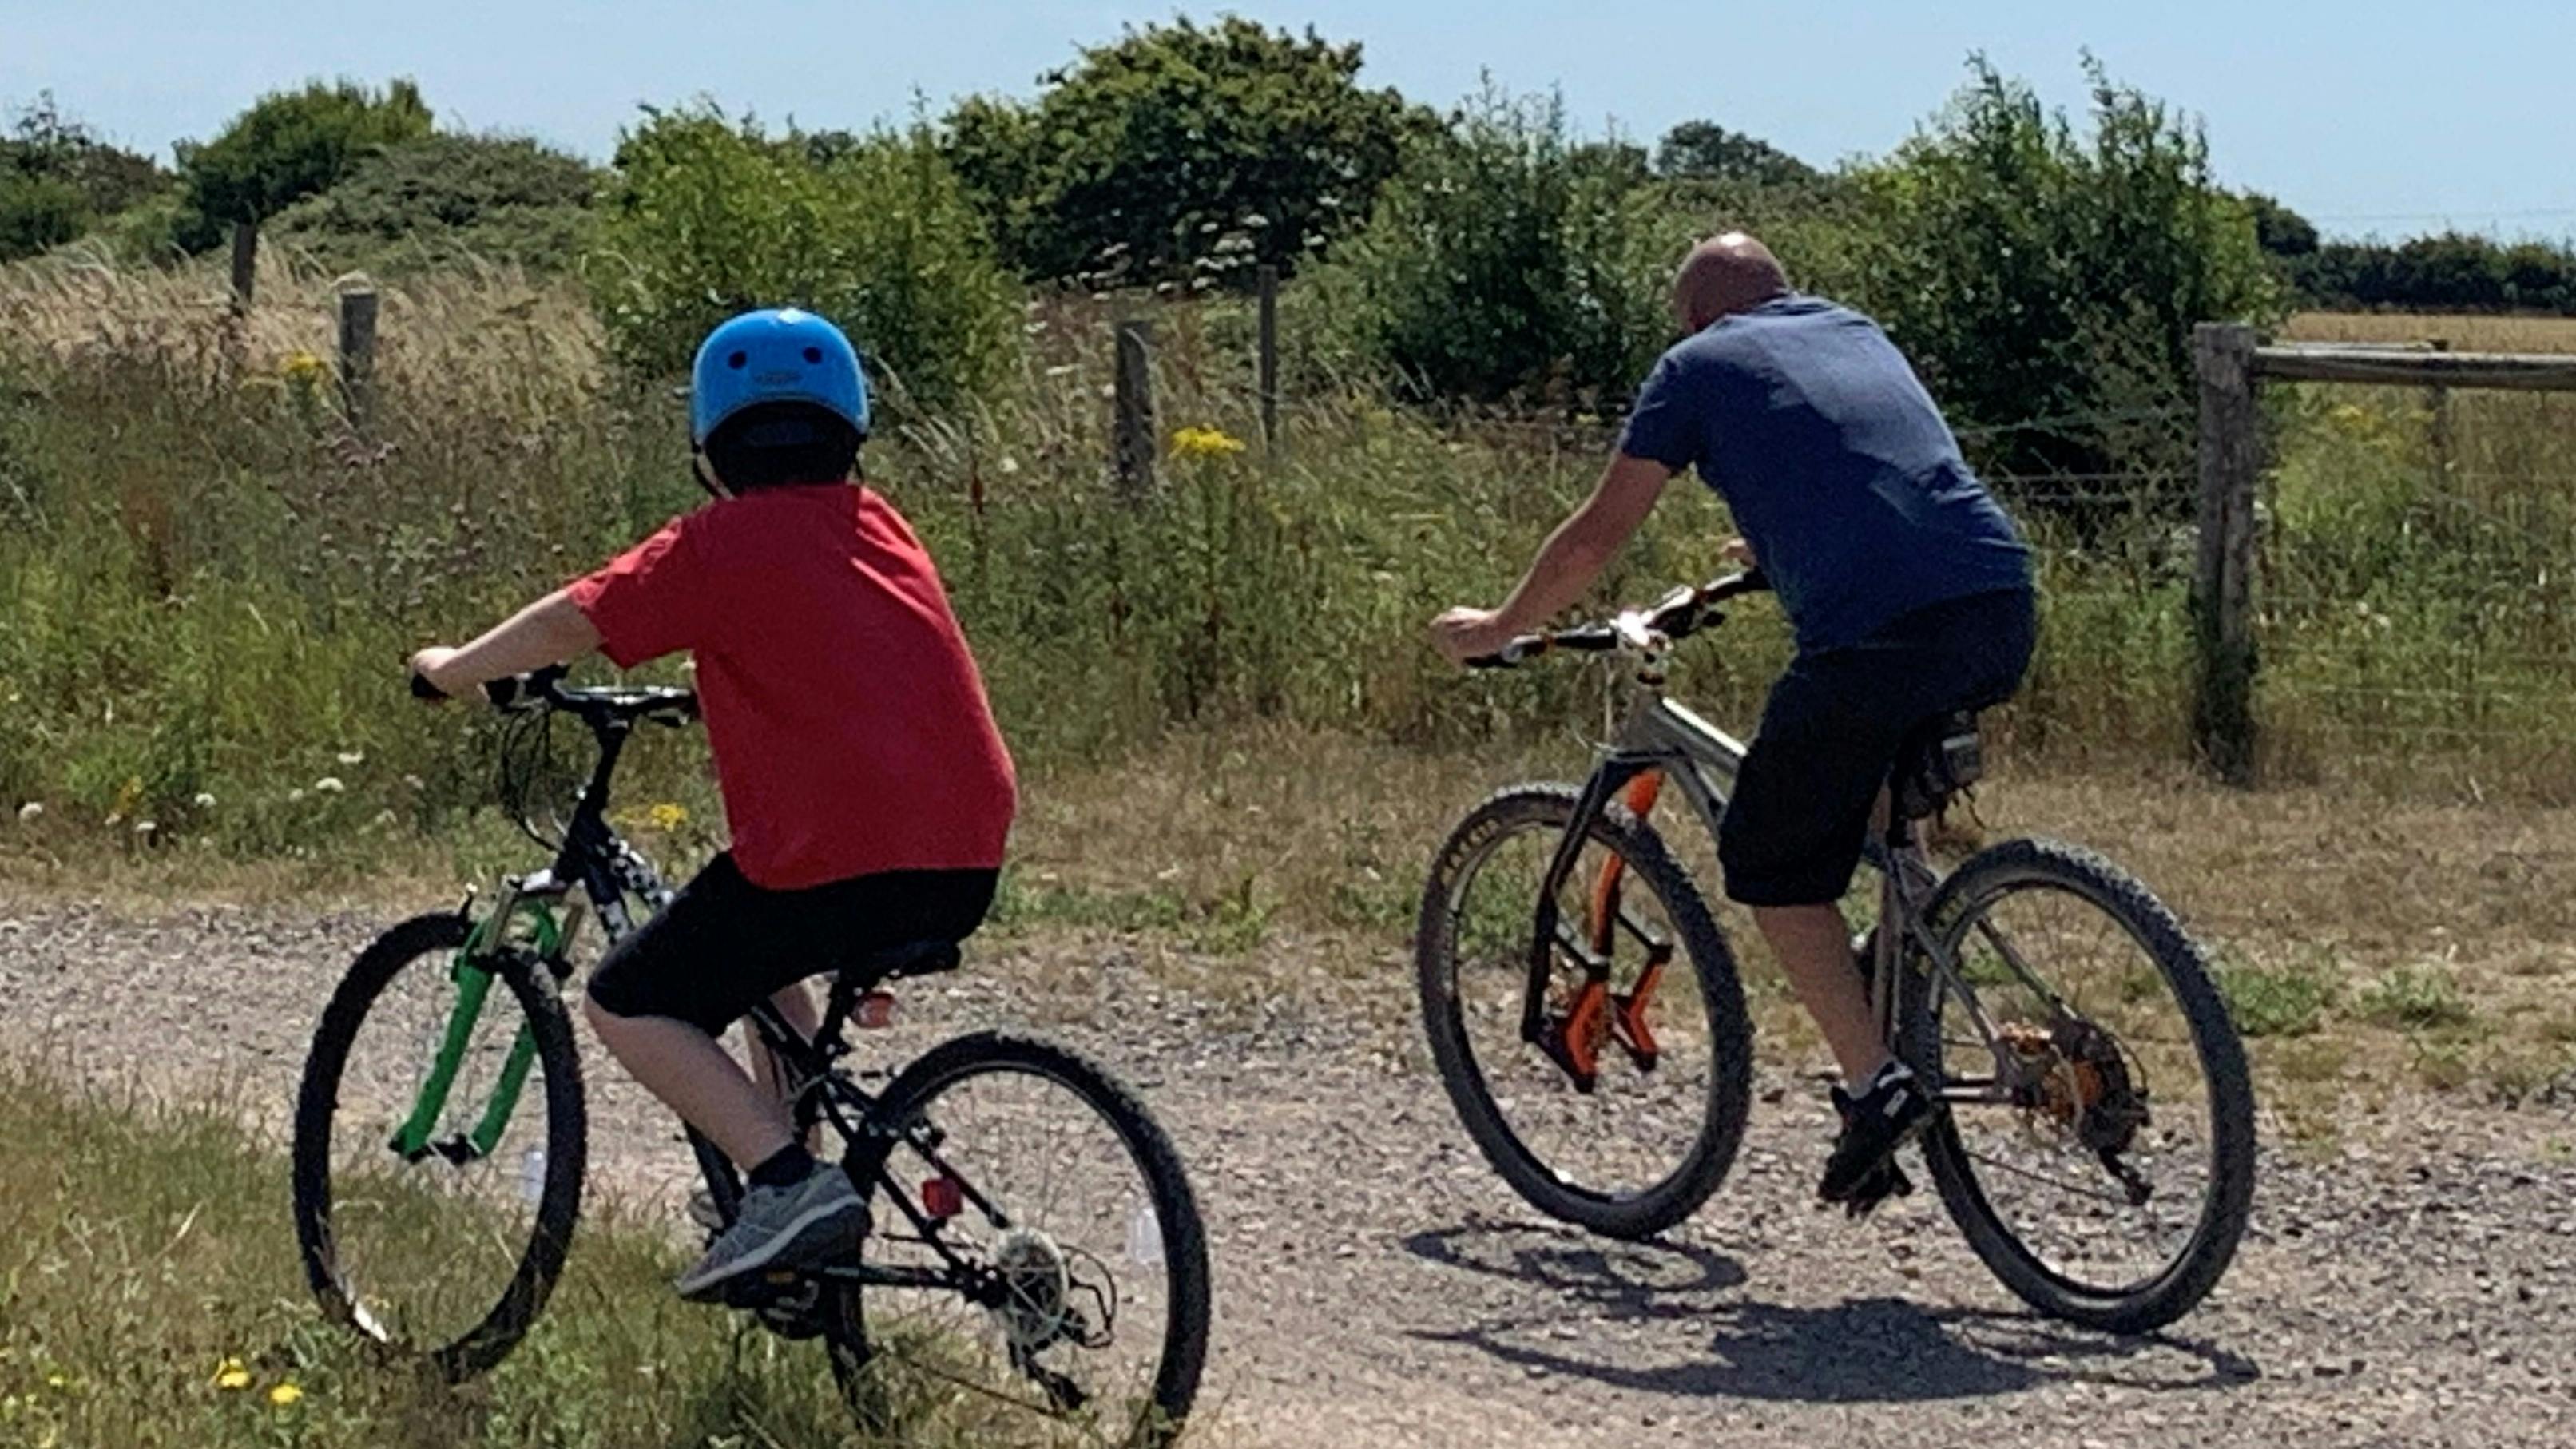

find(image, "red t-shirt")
[567,484,1016,891]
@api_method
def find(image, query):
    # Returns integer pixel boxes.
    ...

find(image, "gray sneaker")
[674,1165,866,1302]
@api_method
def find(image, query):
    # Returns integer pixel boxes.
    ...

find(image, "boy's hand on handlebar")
[407,646,463,702]
[1430,606,1514,666]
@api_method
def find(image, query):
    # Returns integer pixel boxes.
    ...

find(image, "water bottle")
[519,1146,546,1205]
[1125,1200,1165,1267]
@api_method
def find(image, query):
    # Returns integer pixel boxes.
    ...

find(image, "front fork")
[387,874,580,1165]
[1525,760,1675,1092]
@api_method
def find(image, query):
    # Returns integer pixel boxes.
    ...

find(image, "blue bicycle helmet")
[689,308,870,445]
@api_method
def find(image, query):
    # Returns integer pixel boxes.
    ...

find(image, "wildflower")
[646,802,689,832]
[44,1374,65,1390]
[279,350,326,385]
[113,775,144,816]
[313,777,346,795]
[336,750,365,766]
[1170,426,1248,461]
[288,788,306,804]
[213,1359,252,1391]
[268,1382,304,1407]
[193,792,218,809]
[402,774,424,791]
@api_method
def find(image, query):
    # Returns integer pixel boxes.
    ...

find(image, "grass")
[0,1062,1030,1449]
[2283,310,2576,352]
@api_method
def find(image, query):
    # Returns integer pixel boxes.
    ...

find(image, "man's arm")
[1429,452,1674,663]
[409,590,603,697]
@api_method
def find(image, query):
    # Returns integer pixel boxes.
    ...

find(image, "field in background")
[2284,310,2576,351]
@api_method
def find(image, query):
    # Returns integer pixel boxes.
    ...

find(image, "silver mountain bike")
[1415,570,2255,1333]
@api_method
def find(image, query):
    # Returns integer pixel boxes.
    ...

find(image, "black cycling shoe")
[1820,1062,1934,1204]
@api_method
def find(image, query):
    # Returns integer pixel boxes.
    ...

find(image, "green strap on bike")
[390,955,497,1158]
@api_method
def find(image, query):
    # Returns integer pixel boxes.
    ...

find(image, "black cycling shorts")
[1717,588,2036,908]
[586,852,999,1034]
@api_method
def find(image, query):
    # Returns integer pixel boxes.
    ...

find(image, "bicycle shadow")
[1402,1219,2261,1406]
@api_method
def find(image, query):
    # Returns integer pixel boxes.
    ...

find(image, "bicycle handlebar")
[1465,568,1772,670]
[408,661,697,727]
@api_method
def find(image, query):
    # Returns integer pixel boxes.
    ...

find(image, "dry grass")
[2282,310,2576,353]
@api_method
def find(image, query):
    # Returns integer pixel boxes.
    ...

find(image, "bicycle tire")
[1416,784,1752,1239]
[1902,837,2255,1333]
[291,911,589,1383]
[828,1030,1209,1445]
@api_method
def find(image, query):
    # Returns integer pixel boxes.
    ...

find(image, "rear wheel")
[826,1031,1209,1447]
[1416,784,1752,1239]
[1903,839,2255,1333]
[291,912,587,1382]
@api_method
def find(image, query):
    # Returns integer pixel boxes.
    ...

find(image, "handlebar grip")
[409,671,448,701]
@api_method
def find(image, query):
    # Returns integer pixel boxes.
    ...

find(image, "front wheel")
[291,912,589,1382]
[828,1031,1210,1447]
[1415,784,1752,1239]
[1903,838,2255,1334]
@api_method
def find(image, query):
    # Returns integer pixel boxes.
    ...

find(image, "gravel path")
[5,894,2574,1448]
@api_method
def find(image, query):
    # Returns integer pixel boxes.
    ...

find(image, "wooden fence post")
[2428,337,2454,477]
[338,286,380,432]
[1256,264,1280,456]
[2192,321,2260,784]
[228,222,259,312]
[1113,319,1157,500]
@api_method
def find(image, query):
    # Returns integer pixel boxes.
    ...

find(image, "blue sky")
[6,2,2571,241]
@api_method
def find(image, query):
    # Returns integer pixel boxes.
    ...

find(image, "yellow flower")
[112,775,145,816]
[646,802,688,832]
[1170,426,1248,461]
[43,1373,65,1390]
[279,350,327,384]
[268,1382,304,1407]
[213,1358,252,1391]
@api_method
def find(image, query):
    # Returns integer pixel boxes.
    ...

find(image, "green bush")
[590,105,1018,411]
[1,94,174,262]
[1317,86,1691,411]
[173,77,434,251]
[1841,57,2281,511]
[943,16,1423,289]
[268,133,600,274]
[0,169,85,260]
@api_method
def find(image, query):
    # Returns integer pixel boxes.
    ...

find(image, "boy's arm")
[1428,452,1674,664]
[409,590,603,698]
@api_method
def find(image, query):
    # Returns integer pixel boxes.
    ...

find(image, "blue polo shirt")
[1619,293,2030,652]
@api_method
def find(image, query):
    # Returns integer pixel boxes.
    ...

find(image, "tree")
[2241,190,2318,257]
[593,105,1018,411]
[1653,120,1818,188]
[173,78,433,250]
[943,17,1426,288]
[269,133,599,272]
[1844,55,2282,514]
[0,93,173,260]
[1320,86,1688,411]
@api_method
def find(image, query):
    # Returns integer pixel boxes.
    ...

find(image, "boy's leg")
[582,1003,796,1169]
[744,981,825,1154]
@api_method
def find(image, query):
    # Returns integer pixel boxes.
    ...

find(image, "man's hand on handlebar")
[1429,605,1522,667]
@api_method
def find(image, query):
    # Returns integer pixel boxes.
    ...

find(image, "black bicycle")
[290,665,1210,1442]
[1417,573,2255,1332]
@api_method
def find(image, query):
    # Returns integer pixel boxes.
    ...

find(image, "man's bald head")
[1673,232,1791,334]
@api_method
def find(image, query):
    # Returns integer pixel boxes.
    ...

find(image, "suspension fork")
[1522,756,1662,1086]
[387,876,570,1164]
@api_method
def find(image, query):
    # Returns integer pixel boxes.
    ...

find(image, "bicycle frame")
[1528,670,2037,1106]
[390,709,668,1165]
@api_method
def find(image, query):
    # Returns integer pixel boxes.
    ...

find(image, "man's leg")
[1752,903,1887,1086]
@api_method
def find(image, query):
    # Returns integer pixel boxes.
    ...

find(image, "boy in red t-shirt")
[407,308,1016,1300]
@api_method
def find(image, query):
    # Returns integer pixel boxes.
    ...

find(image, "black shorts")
[1717,588,2036,908]
[586,852,999,1034]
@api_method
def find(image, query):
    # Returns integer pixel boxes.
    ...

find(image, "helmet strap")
[689,448,734,501]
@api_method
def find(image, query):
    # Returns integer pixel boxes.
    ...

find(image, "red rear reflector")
[921,1176,964,1221]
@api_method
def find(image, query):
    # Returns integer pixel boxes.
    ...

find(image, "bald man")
[1431,233,2034,1211]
